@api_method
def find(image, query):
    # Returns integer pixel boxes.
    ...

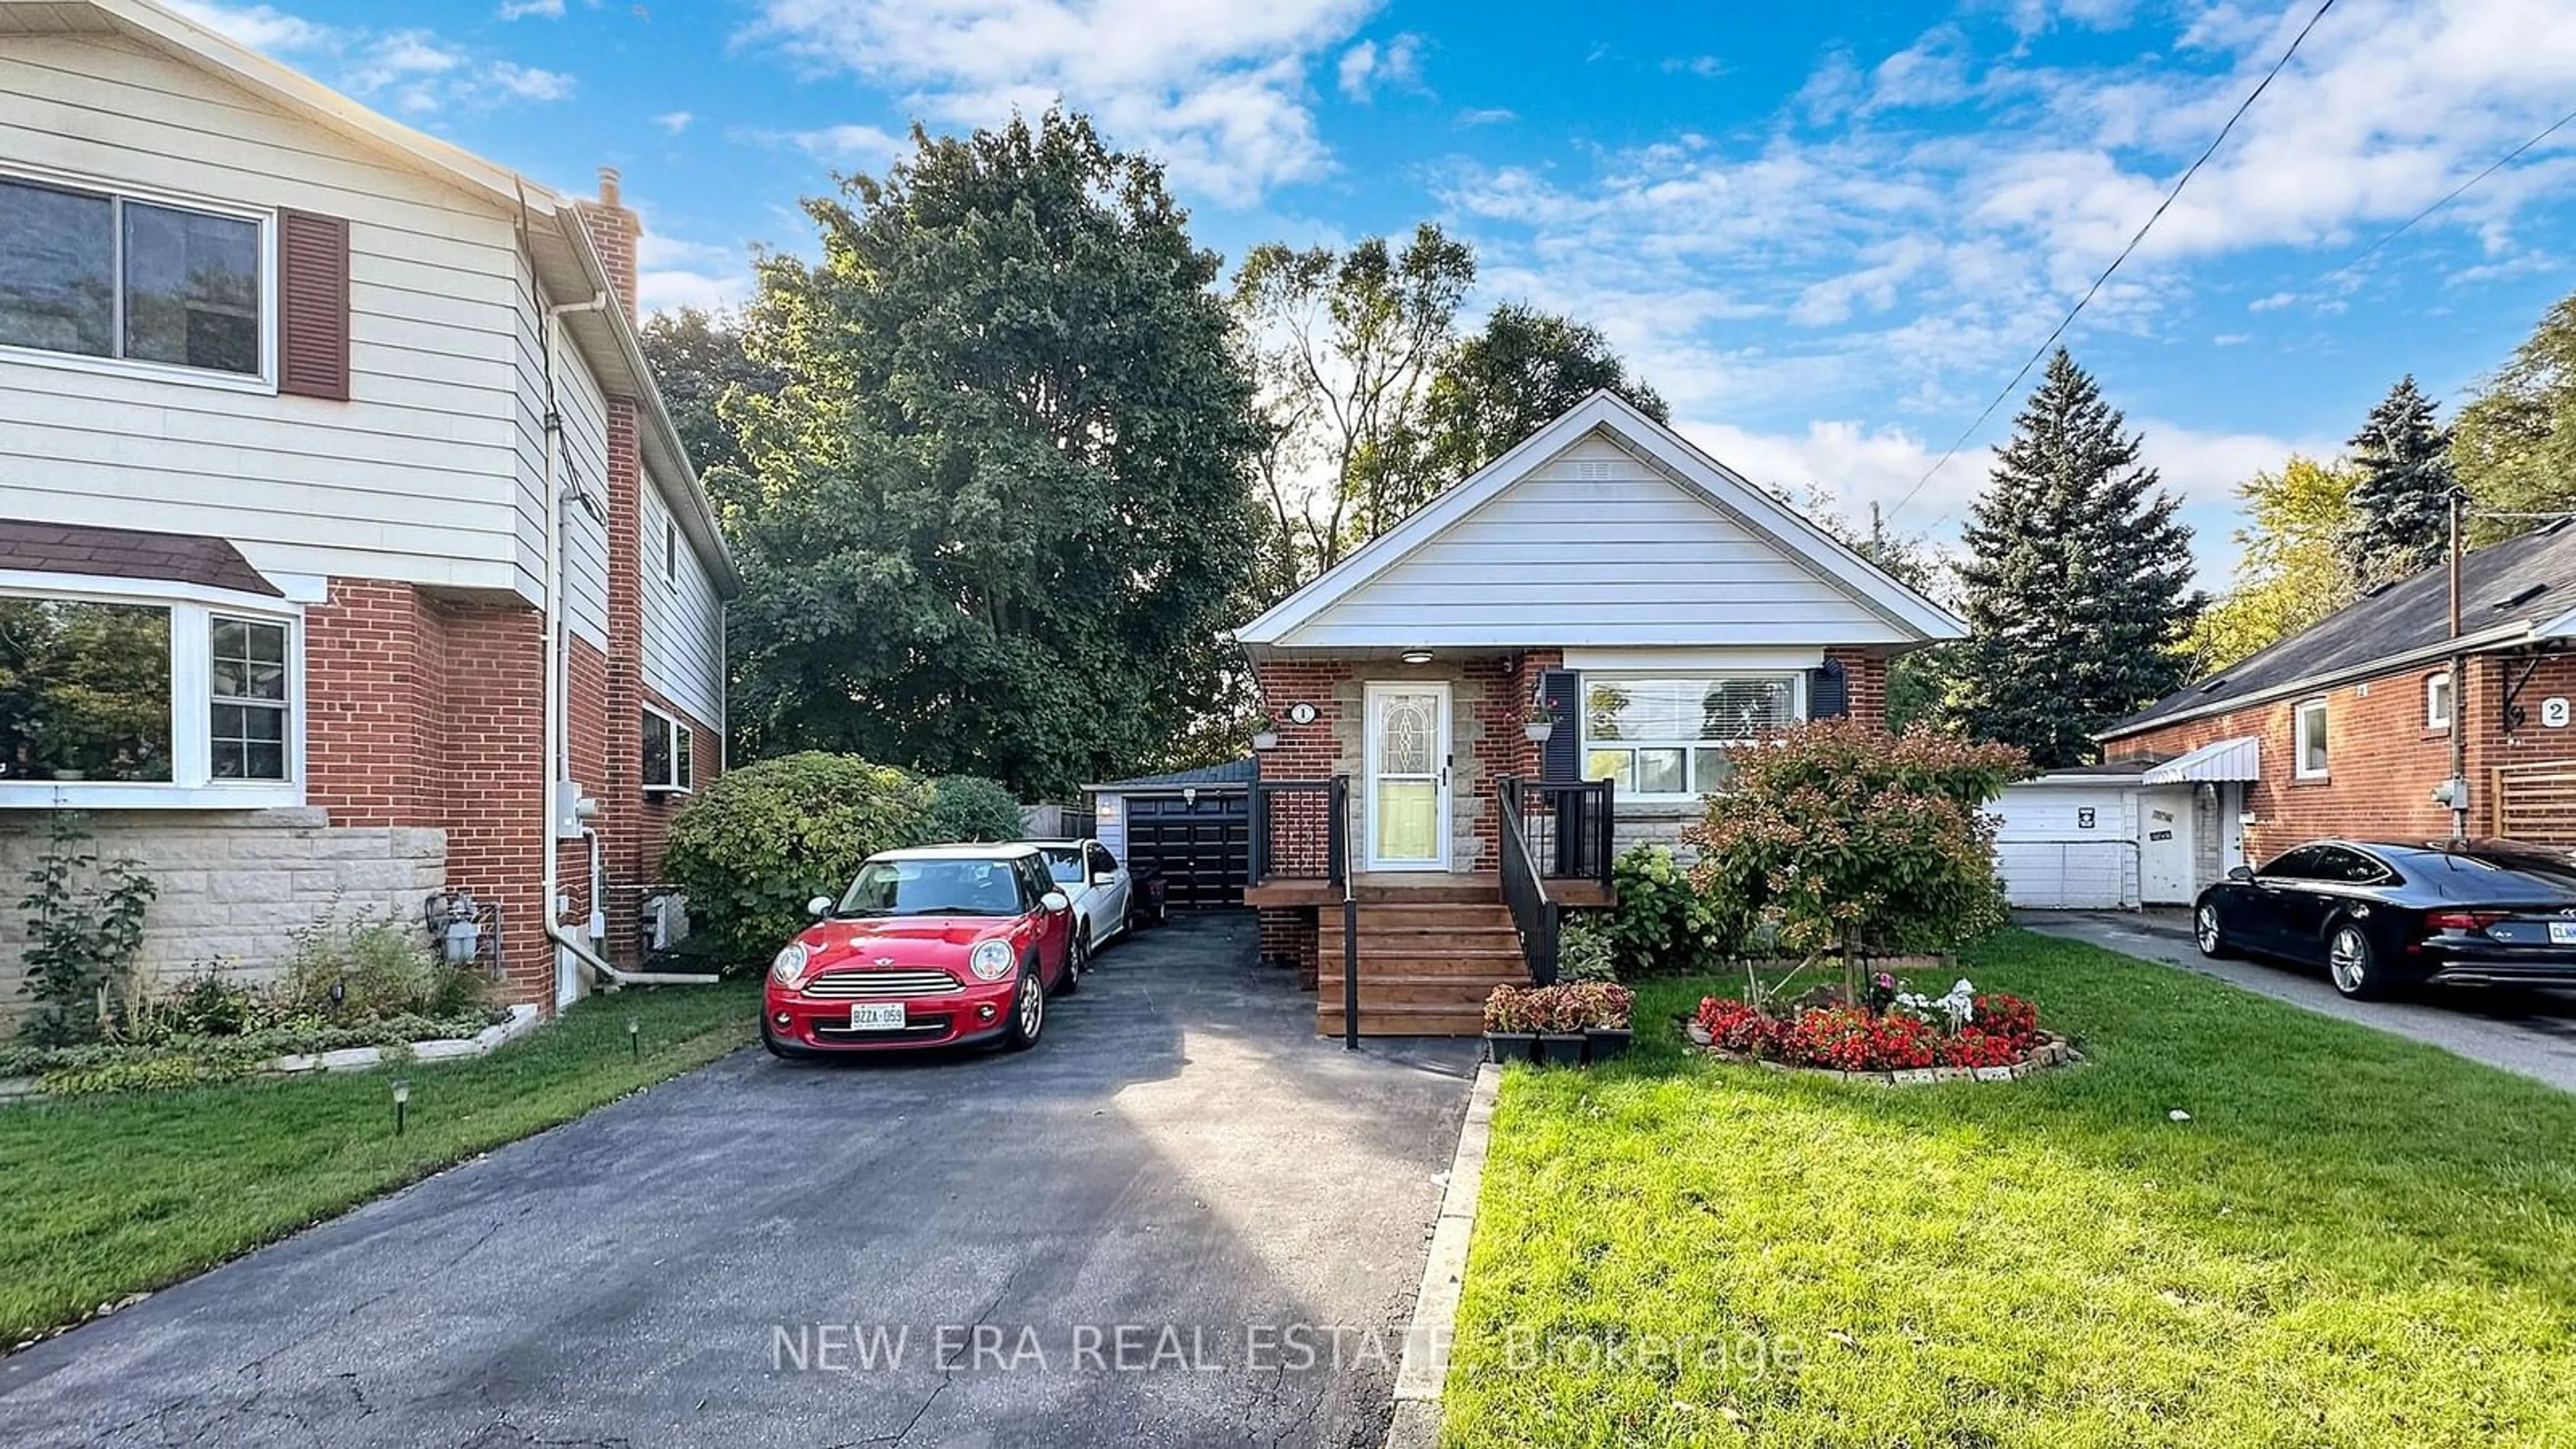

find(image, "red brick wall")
[305,579,446,828]
[2099,651,2576,859]
[1825,646,1889,729]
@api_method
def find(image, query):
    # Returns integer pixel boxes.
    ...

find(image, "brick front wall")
[2106,649,2576,859]
[1824,647,1890,729]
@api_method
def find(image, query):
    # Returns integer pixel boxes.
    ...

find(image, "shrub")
[1604,846,1728,977]
[1686,720,2025,998]
[1556,914,1617,982]
[280,905,482,1022]
[660,752,935,967]
[924,775,1026,843]
[14,812,156,1047]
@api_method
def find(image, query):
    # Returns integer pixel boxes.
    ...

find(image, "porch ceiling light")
[1400,649,1434,665]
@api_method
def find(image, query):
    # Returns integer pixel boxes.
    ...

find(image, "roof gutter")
[2098,619,2538,742]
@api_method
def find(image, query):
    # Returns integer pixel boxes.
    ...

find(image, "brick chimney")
[572,166,639,323]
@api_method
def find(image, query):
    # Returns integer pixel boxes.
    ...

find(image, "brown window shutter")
[277,210,350,400]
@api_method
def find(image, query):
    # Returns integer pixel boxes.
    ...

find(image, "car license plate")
[2548,922,2576,946]
[849,1003,906,1030]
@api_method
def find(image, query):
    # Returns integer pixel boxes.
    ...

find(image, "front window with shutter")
[0,174,264,379]
[1580,676,1805,798]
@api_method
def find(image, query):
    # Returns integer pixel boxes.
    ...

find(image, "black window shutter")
[1540,668,1580,780]
[277,210,350,400]
[1810,659,1848,719]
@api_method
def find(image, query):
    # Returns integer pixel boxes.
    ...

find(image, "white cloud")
[1662,54,1727,78]
[655,110,696,134]
[637,229,755,315]
[498,0,566,17]
[2247,290,2298,312]
[167,3,574,113]
[2214,332,2253,345]
[1338,32,1420,99]
[755,123,914,168]
[742,0,1383,205]
[1455,106,1515,127]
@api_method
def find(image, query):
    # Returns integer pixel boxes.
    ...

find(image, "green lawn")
[0,979,758,1348]
[1442,929,2576,1448]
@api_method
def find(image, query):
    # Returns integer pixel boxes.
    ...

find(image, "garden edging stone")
[0,1004,543,1106]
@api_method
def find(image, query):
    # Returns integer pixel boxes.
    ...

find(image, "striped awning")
[2141,736,2260,784]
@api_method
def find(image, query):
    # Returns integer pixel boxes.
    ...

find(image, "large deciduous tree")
[639,307,780,493]
[1419,303,1667,479]
[1232,225,1474,594]
[2187,455,2363,672]
[2456,290,2576,542]
[1947,350,2202,768]
[720,113,1260,798]
[2339,376,2455,581]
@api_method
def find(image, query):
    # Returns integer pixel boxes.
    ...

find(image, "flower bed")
[1686,976,2076,1084]
[0,1006,531,1101]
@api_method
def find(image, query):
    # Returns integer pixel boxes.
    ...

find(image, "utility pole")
[2447,487,2469,843]
[1868,500,1884,557]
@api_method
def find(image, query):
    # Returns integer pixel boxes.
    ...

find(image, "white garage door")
[1993,784,2139,909]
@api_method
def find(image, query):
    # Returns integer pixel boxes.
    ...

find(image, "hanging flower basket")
[1523,721,1554,743]
[1250,731,1279,751]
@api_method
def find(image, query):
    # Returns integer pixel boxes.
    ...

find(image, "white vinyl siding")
[638,478,725,728]
[1285,435,1905,649]
[0,34,529,594]
[548,323,612,650]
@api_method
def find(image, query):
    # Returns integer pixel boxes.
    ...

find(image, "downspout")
[539,286,716,991]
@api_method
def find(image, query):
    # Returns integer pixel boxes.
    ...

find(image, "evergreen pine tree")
[1948,350,2203,768]
[2339,376,2455,582]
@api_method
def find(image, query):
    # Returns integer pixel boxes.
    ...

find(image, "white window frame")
[642,704,694,795]
[1578,672,1809,801]
[0,163,280,394]
[0,571,303,809]
[2294,697,2330,780]
[2426,671,2453,731]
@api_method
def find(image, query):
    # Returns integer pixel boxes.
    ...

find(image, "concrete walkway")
[2021,908,2576,1093]
[0,913,1481,1448]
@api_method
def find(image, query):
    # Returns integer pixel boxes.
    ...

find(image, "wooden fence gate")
[2491,762,2576,843]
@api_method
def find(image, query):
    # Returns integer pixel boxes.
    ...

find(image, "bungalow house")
[1234,391,1967,1034]
[2092,517,2576,896]
[0,0,737,1019]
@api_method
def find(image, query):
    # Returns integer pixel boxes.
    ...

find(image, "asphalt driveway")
[0,913,1481,1448]
[2021,907,2576,1093]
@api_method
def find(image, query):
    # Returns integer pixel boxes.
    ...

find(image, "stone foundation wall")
[0,808,446,1024]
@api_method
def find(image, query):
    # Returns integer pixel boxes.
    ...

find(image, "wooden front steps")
[1315,898,1527,1037]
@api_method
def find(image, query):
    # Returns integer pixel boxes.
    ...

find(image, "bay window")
[0,586,299,803]
[0,173,266,380]
[1581,674,1803,798]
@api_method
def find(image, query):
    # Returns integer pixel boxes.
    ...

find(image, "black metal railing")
[1249,776,1347,889]
[1506,777,1616,890]
[1497,775,1563,985]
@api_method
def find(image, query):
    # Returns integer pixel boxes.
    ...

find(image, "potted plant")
[1482,984,1537,1063]
[1580,981,1635,1064]
[1519,700,1556,744]
[1533,984,1589,1067]
[1250,713,1280,752]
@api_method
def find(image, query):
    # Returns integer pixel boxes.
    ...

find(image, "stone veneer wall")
[0,808,445,1025]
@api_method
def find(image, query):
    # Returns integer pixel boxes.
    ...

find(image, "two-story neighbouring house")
[0,0,737,1018]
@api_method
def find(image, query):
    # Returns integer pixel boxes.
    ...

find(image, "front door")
[1365,682,1450,871]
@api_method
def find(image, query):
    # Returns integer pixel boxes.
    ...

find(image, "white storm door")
[1366,682,1451,871]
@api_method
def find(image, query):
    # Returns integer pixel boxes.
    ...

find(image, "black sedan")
[2194,837,2576,999]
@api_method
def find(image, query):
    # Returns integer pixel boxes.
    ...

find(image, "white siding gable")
[639,476,725,727]
[1285,435,1907,649]
[0,33,531,594]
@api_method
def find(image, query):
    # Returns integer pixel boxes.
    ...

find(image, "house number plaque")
[1285,702,1319,725]
[2544,697,2570,729]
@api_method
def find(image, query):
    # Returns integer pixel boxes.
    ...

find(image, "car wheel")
[1004,969,1046,1051]
[2326,921,2391,1000]
[2194,902,2237,959]
[1059,931,1087,996]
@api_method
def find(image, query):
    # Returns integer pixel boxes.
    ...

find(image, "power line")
[2316,102,2576,284]
[1885,0,2342,525]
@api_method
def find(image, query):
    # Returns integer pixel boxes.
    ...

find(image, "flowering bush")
[1692,982,2055,1073]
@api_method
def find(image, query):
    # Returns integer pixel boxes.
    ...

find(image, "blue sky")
[171,0,2576,582]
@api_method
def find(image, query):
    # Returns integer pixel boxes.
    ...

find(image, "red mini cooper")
[761,844,1080,1057]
